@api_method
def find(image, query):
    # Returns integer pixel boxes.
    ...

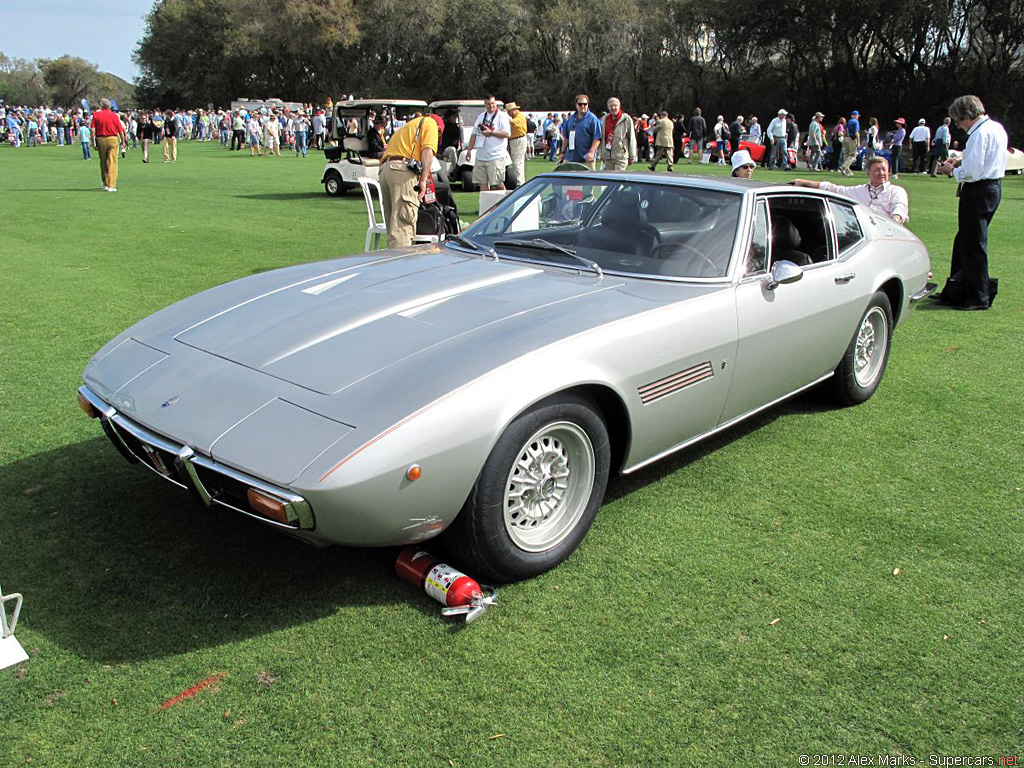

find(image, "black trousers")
[912,141,928,172]
[231,129,245,150]
[950,179,1001,306]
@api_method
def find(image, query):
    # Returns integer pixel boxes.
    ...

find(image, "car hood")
[173,249,617,395]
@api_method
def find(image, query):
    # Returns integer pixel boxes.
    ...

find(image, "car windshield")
[458,177,742,279]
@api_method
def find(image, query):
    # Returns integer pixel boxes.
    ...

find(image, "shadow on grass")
[0,437,412,663]
[604,391,833,503]
[235,192,327,201]
[2,393,836,662]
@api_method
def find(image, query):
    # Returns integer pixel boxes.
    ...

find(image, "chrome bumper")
[910,281,938,303]
[78,385,314,530]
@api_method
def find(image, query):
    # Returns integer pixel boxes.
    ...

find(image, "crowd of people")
[1,102,337,160]
[1,91,1008,312]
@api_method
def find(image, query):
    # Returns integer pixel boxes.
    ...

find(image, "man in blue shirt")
[559,95,602,169]
[928,117,952,176]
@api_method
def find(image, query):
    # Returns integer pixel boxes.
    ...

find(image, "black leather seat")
[578,191,656,256]
[771,215,811,266]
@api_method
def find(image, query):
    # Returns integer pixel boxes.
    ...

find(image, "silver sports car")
[79,172,935,581]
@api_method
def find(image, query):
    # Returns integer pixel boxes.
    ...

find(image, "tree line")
[31,0,1024,141]
[0,54,135,109]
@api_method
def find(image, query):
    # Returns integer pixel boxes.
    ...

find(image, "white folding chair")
[0,582,26,670]
[357,177,388,252]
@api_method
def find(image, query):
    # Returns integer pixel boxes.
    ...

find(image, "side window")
[745,200,769,275]
[766,196,831,266]
[831,202,864,256]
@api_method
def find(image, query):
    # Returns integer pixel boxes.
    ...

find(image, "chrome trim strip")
[909,281,938,302]
[624,372,834,474]
[79,385,314,530]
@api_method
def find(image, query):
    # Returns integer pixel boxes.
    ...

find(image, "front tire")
[460,166,477,192]
[445,395,610,582]
[827,291,893,405]
[324,171,345,196]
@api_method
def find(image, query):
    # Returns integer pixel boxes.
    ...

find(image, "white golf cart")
[320,99,428,196]
[428,99,517,192]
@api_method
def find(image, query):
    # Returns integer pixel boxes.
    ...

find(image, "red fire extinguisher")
[396,547,497,622]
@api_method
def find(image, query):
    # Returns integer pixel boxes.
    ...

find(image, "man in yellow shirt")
[379,114,439,248]
[506,101,528,186]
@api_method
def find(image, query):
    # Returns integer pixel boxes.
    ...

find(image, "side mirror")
[764,260,804,291]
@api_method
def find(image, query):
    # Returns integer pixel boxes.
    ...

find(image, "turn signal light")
[78,393,98,418]
[406,465,422,482]
[247,488,290,525]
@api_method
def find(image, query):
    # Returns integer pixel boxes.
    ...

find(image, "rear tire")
[826,291,893,406]
[324,171,345,196]
[445,394,610,582]
[460,167,477,192]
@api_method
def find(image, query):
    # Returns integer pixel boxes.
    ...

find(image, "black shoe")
[949,303,989,311]
[648,165,656,171]
[667,166,674,172]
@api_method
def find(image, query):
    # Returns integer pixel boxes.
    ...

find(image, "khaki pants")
[602,153,630,171]
[508,136,528,185]
[650,145,674,169]
[380,159,419,249]
[840,136,857,173]
[141,138,151,162]
[97,136,119,188]
[163,136,177,162]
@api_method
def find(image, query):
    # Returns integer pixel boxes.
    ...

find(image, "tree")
[41,55,103,107]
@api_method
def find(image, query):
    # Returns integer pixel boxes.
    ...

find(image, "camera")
[406,159,423,175]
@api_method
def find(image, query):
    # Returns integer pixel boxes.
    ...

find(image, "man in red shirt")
[90,99,128,192]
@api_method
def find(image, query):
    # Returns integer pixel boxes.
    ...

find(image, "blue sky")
[1,0,149,81]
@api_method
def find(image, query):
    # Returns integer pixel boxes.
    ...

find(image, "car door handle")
[834,273,857,284]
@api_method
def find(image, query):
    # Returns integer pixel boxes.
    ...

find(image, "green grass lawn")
[1,141,1022,766]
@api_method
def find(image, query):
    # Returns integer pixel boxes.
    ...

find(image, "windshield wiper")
[492,238,603,278]
[448,234,498,260]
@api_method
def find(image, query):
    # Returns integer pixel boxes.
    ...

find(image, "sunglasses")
[577,102,588,106]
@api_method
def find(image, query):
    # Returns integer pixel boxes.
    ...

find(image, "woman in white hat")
[730,149,756,178]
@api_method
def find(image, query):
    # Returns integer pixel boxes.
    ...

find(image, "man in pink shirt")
[790,156,908,225]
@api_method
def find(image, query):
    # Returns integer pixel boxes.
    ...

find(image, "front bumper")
[78,385,314,531]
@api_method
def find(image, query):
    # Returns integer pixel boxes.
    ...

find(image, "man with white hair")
[599,97,637,171]
[766,109,789,170]
[909,118,931,173]
[89,98,128,192]
[790,156,908,224]
[935,95,1007,310]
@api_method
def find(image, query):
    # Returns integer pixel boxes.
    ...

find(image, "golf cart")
[320,99,428,196]
[428,100,517,192]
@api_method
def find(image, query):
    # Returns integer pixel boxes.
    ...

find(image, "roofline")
[335,99,428,108]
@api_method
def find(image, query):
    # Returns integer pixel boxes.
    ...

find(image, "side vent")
[638,361,714,404]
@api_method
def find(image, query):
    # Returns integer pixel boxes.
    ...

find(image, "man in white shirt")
[790,156,908,224]
[765,109,789,170]
[936,95,1007,310]
[909,118,931,173]
[464,95,511,191]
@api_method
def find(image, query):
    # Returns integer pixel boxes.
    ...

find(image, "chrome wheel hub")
[854,306,887,387]
[504,421,595,553]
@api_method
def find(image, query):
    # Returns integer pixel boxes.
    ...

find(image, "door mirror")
[764,260,804,291]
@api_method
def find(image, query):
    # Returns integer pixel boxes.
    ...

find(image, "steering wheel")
[649,242,719,276]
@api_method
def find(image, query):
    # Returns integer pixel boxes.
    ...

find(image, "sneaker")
[103,186,109,191]
[108,187,117,192]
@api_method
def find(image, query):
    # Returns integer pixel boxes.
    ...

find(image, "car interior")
[475,181,743,279]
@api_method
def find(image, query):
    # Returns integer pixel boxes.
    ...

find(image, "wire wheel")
[503,421,596,553]
[854,305,888,388]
